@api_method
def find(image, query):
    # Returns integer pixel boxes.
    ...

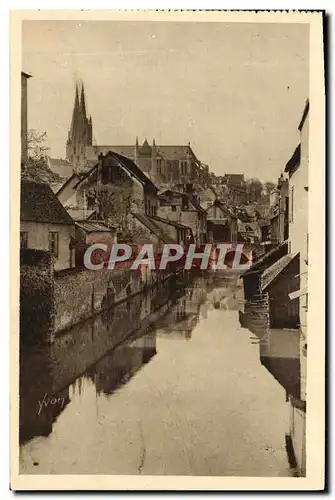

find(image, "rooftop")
[21,180,74,225]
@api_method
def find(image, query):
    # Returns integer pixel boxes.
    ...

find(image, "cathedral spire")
[66,81,92,164]
[80,82,87,120]
[70,83,80,133]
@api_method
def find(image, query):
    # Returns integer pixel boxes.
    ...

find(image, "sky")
[22,20,309,182]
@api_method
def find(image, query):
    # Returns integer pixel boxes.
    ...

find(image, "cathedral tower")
[66,82,92,168]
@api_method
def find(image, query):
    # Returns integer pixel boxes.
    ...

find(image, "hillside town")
[20,71,308,477]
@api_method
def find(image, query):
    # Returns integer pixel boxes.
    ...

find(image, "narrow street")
[20,272,295,477]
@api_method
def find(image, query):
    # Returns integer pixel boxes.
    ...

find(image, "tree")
[246,178,263,203]
[22,129,62,183]
[80,182,147,241]
[264,181,276,196]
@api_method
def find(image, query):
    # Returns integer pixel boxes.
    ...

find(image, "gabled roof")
[108,151,157,189]
[76,151,157,190]
[21,180,74,225]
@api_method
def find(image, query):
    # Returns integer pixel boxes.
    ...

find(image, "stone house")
[157,189,207,246]
[20,179,75,271]
[65,151,159,229]
[206,200,238,242]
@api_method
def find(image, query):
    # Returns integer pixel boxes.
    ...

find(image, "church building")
[63,83,209,189]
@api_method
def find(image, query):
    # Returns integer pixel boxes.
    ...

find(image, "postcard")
[10,10,325,491]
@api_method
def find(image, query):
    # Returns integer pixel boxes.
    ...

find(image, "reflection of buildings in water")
[18,280,168,445]
[240,298,306,476]
[88,331,157,396]
[259,329,301,401]
[238,296,269,337]
[259,329,306,476]
[155,278,207,340]
[19,346,71,445]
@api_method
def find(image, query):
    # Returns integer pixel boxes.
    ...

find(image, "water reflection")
[239,292,305,476]
[20,270,302,477]
[87,331,157,397]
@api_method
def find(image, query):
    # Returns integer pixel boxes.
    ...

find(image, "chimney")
[21,72,32,166]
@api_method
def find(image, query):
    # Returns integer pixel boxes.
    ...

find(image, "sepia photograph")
[11,10,325,491]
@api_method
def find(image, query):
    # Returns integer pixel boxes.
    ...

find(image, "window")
[172,205,177,212]
[49,232,59,259]
[289,187,294,222]
[20,231,28,249]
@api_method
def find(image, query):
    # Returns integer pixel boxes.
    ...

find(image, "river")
[19,270,300,477]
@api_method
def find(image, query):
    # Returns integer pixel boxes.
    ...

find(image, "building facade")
[285,99,309,340]
[157,189,207,246]
[20,180,75,271]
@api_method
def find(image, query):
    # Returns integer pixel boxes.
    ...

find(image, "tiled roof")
[21,180,74,225]
[260,253,298,291]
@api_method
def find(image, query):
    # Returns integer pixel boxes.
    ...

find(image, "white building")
[285,99,309,343]
[285,99,309,477]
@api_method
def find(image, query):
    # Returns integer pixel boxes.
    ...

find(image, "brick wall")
[53,266,144,335]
